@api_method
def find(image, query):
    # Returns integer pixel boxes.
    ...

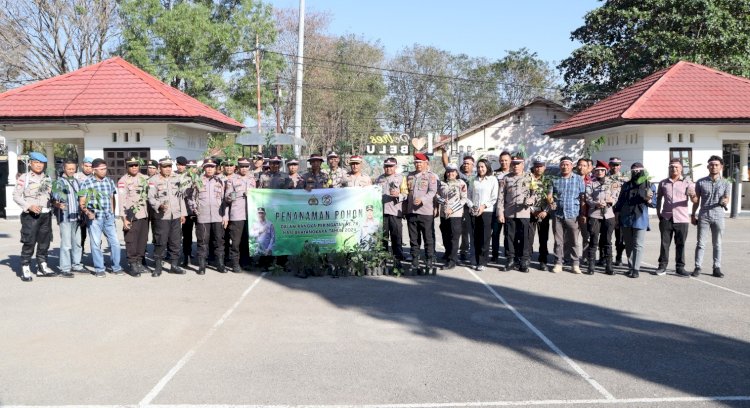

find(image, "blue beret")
[29,152,48,163]
[83,157,94,164]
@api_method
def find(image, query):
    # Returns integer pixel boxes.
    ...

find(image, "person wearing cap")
[179,160,199,268]
[374,157,407,263]
[576,158,594,266]
[148,157,187,277]
[221,159,236,182]
[496,153,536,272]
[250,153,265,183]
[406,152,439,272]
[118,156,150,277]
[528,158,552,271]
[343,155,372,187]
[549,156,586,274]
[146,160,158,178]
[188,158,229,274]
[490,151,512,263]
[14,152,54,281]
[75,156,94,250]
[259,156,291,189]
[468,158,498,271]
[219,159,237,261]
[606,157,627,266]
[249,207,275,269]
[358,204,381,248]
[584,160,620,275]
[689,155,730,278]
[286,158,304,189]
[52,159,85,278]
[324,151,347,188]
[437,163,467,270]
[175,156,188,175]
[78,158,123,277]
[225,157,256,272]
[144,159,160,265]
[655,158,694,277]
[613,162,657,279]
[301,154,331,190]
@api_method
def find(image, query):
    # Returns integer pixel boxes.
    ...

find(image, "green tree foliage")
[559,0,750,110]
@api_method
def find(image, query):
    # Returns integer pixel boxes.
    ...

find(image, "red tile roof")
[546,61,750,137]
[0,57,244,131]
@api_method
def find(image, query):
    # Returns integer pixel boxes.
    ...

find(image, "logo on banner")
[365,133,411,155]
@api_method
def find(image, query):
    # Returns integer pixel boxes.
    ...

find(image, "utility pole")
[293,0,305,156]
[275,76,282,134]
[255,34,262,133]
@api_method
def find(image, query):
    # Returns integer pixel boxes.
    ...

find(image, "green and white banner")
[246,186,383,255]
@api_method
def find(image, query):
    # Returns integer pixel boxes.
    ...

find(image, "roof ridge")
[621,63,680,118]
[683,60,750,86]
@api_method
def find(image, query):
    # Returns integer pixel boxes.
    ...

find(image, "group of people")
[12,147,730,282]
[427,150,730,279]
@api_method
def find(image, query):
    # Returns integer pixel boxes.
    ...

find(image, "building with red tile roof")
[0,57,245,216]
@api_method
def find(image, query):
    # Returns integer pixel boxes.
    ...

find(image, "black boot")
[411,254,420,276]
[217,255,226,273]
[629,269,639,279]
[197,259,206,275]
[587,256,595,275]
[519,261,529,273]
[152,259,162,277]
[502,258,512,272]
[232,261,242,273]
[614,251,623,266]
[180,256,189,268]
[605,258,614,275]
[170,263,185,275]
[130,261,142,277]
[426,257,436,275]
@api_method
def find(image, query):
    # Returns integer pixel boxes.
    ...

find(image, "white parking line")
[640,261,750,298]
[466,268,616,401]
[139,272,268,406]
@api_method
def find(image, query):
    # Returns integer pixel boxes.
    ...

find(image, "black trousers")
[439,216,462,262]
[658,218,688,269]
[580,217,590,261]
[182,215,196,259]
[124,218,149,263]
[473,212,493,266]
[196,222,224,260]
[20,212,52,265]
[228,220,250,265]
[459,207,474,256]
[613,225,625,258]
[383,214,404,260]
[491,210,504,259]
[80,222,87,248]
[154,218,182,261]
[407,214,434,259]
[530,215,550,265]
[587,217,615,261]
[505,218,532,265]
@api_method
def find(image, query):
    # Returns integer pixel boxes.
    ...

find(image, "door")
[103,148,150,181]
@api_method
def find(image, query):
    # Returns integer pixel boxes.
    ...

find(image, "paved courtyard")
[0,217,749,408]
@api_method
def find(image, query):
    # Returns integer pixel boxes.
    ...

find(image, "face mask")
[630,170,642,181]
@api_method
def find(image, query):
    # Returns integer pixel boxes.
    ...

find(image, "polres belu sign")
[365,133,410,155]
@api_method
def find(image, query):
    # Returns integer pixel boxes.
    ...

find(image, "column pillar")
[741,142,749,181]
[44,142,55,179]
[75,144,85,163]
[6,138,18,185]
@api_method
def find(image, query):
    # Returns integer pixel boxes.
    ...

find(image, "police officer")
[251,153,264,184]
[180,160,199,267]
[286,158,304,189]
[607,157,627,265]
[375,157,407,263]
[188,158,227,274]
[259,156,291,189]
[145,159,159,265]
[118,157,150,277]
[528,158,552,271]
[586,160,619,275]
[225,157,256,272]
[149,157,187,277]
[496,153,536,272]
[343,155,372,187]
[220,158,236,261]
[301,154,330,190]
[14,152,54,281]
[406,152,438,273]
[146,160,158,178]
[325,151,347,188]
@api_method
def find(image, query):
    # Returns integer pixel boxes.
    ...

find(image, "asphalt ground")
[0,217,749,408]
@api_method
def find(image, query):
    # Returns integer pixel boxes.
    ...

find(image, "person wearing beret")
[118,156,150,277]
[250,153,265,184]
[149,157,188,277]
[13,152,54,281]
[175,156,188,175]
[187,158,229,274]
[606,157,627,265]
[406,152,438,272]
[146,160,158,178]
[614,162,657,278]
[584,160,619,275]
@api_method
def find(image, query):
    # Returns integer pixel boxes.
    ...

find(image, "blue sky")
[268,0,601,63]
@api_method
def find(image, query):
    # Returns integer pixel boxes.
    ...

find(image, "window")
[670,148,693,179]
[103,148,150,181]
[667,133,672,142]
[134,130,142,142]
[678,133,683,143]
[112,132,118,143]
[123,131,130,143]
[690,133,695,143]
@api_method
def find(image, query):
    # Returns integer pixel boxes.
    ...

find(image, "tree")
[559,0,750,110]
[0,0,118,87]
[491,48,560,107]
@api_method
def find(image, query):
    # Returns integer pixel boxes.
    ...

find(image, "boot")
[614,251,623,266]
[180,256,189,268]
[605,258,614,275]
[629,269,639,279]
[519,261,529,273]
[232,261,242,273]
[21,265,33,282]
[426,257,436,275]
[587,256,595,275]
[130,261,142,277]
[411,254,420,276]
[152,259,162,277]
[197,259,206,275]
[502,258,512,272]
[217,255,226,273]
[170,263,185,275]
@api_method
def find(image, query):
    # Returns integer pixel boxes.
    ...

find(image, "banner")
[246,186,383,255]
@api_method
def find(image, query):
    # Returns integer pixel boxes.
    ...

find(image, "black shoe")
[713,267,724,278]
[501,260,512,272]
[232,264,242,273]
[519,263,529,273]
[691,267,701,277]
[130,263,142,277]
[59,271,75,278]
[216,256,226,273]
[675,268,689,277]
[180,258,189,268]
[613,257,622,267]
[444,261,456,270]
[197,259,206,275]
[629,270,639,278]
[654,266,667,276]
[152,259,162,277]
[170,264,186,275]
[538,263,547,271]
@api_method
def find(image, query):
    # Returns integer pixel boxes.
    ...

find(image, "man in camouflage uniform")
[286,158,304,189]
[528,158,552,271]
[375,157,407,263]
[302,154,330,190]
[118,156,150,277]
[225,157,256,272]
[496,153,536,272]
[188,158,228,275]
[406,152,438,272]
[585,160,619,275]
[259,156,291,189]
[14,152,54,281]
[343,155,372,187]
[149,157,187,277]
[180,160,199,267]
[325,151,347,188]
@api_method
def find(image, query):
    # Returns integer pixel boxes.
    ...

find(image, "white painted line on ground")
[139,272,268,406]
[466,267,616,401]
[640,261,750,298]
[5,395,750,407]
